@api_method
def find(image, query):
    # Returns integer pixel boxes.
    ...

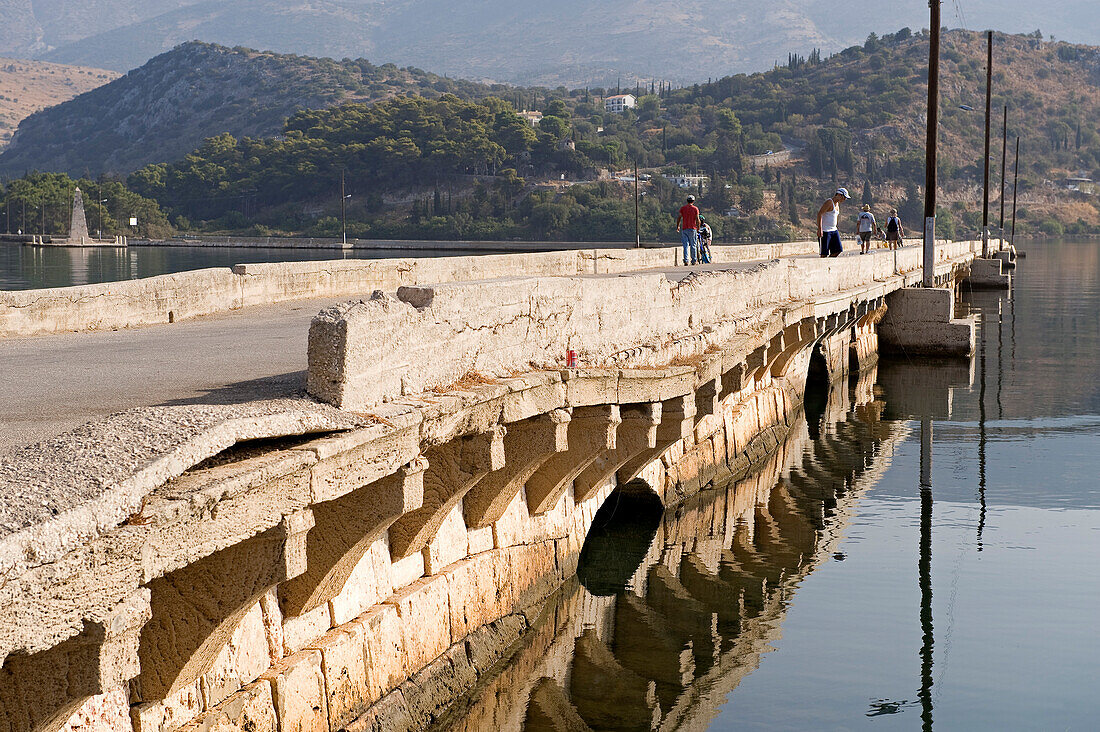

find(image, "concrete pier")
[878,288,976,358]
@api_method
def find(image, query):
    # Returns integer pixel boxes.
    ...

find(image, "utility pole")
[999,106,1008,243]
[1010,137,1020,247]
[981,30,993,258]
[340,169,348,247]
[923,1,942,287]
[634,160,641,248]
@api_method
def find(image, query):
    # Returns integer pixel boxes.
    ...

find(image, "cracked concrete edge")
[0,399,367,585]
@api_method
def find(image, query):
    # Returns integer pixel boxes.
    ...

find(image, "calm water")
[0,243,477,290]
[434,240,1100,731]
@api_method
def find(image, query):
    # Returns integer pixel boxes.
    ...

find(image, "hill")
[0,57,117,148]
[1,1,1095,85]
[0,42,511,176]
[109,29,1100,242]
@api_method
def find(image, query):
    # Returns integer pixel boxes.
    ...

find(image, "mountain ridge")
[0,1,1094,84]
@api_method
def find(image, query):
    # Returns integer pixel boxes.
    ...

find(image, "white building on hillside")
[663,173,709,189]
[518,110,543,127]
[604,94,636,113]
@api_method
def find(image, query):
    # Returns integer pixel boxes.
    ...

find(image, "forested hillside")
[0,42,511,176]
[129,30,1100,239]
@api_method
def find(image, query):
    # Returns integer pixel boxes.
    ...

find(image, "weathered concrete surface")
[879,288,976,357]
[965,257,1012,289]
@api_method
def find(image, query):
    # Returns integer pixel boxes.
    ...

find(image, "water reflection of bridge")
[424,369,912,732]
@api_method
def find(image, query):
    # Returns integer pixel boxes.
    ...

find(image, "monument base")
[28,235,129,248]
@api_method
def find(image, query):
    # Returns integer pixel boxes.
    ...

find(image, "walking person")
[816,187,850,258]
[698,216,713,264]
[884,208,904,250]
[676,194,702,266]
[856,204,881,254]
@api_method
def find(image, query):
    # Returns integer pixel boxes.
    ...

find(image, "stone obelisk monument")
[69,187,91,244]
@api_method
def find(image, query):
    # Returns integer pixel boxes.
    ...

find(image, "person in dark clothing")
[884,208,904,249]
[698,216,713,264]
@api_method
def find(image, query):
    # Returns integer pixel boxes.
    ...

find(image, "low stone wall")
[0,243,817,338]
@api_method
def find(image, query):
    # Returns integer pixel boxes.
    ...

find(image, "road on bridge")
[1,259,782,455]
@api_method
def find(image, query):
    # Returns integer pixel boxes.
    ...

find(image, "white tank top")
[821,201,839,232]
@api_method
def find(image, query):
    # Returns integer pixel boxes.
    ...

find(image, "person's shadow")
[157,370,308,406]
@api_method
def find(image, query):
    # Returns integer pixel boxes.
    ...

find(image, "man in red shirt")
[676,194,702,266]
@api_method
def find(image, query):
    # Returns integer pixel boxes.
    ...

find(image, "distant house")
[1064,176,1096,194]
[663,173,709,189]
[604,94,636,113]
[518,110,543,127]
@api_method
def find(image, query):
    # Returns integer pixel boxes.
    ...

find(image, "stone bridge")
[0,241,1001,732]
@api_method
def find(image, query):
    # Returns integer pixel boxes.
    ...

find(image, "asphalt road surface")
[0,258,777,455]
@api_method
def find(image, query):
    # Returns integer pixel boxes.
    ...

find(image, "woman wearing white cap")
[817,187,851,258]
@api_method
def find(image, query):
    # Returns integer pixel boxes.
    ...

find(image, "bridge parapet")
[308,240,977,411]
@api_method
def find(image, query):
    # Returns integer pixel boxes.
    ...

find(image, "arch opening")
[576,480,664,597]
[805,344,831,441]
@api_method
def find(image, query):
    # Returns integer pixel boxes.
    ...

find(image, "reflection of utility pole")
[923,2,942,287]
[918,415,935,731]
[996,299,1004,419]
[981,30,993,258]
[978,302,988,550]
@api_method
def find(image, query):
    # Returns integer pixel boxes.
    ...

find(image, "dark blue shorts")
[820,230,843,256]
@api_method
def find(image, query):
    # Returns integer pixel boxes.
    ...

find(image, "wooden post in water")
[981,31,993,258]
[1010,137,1020,247]
[923,2,942,287]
